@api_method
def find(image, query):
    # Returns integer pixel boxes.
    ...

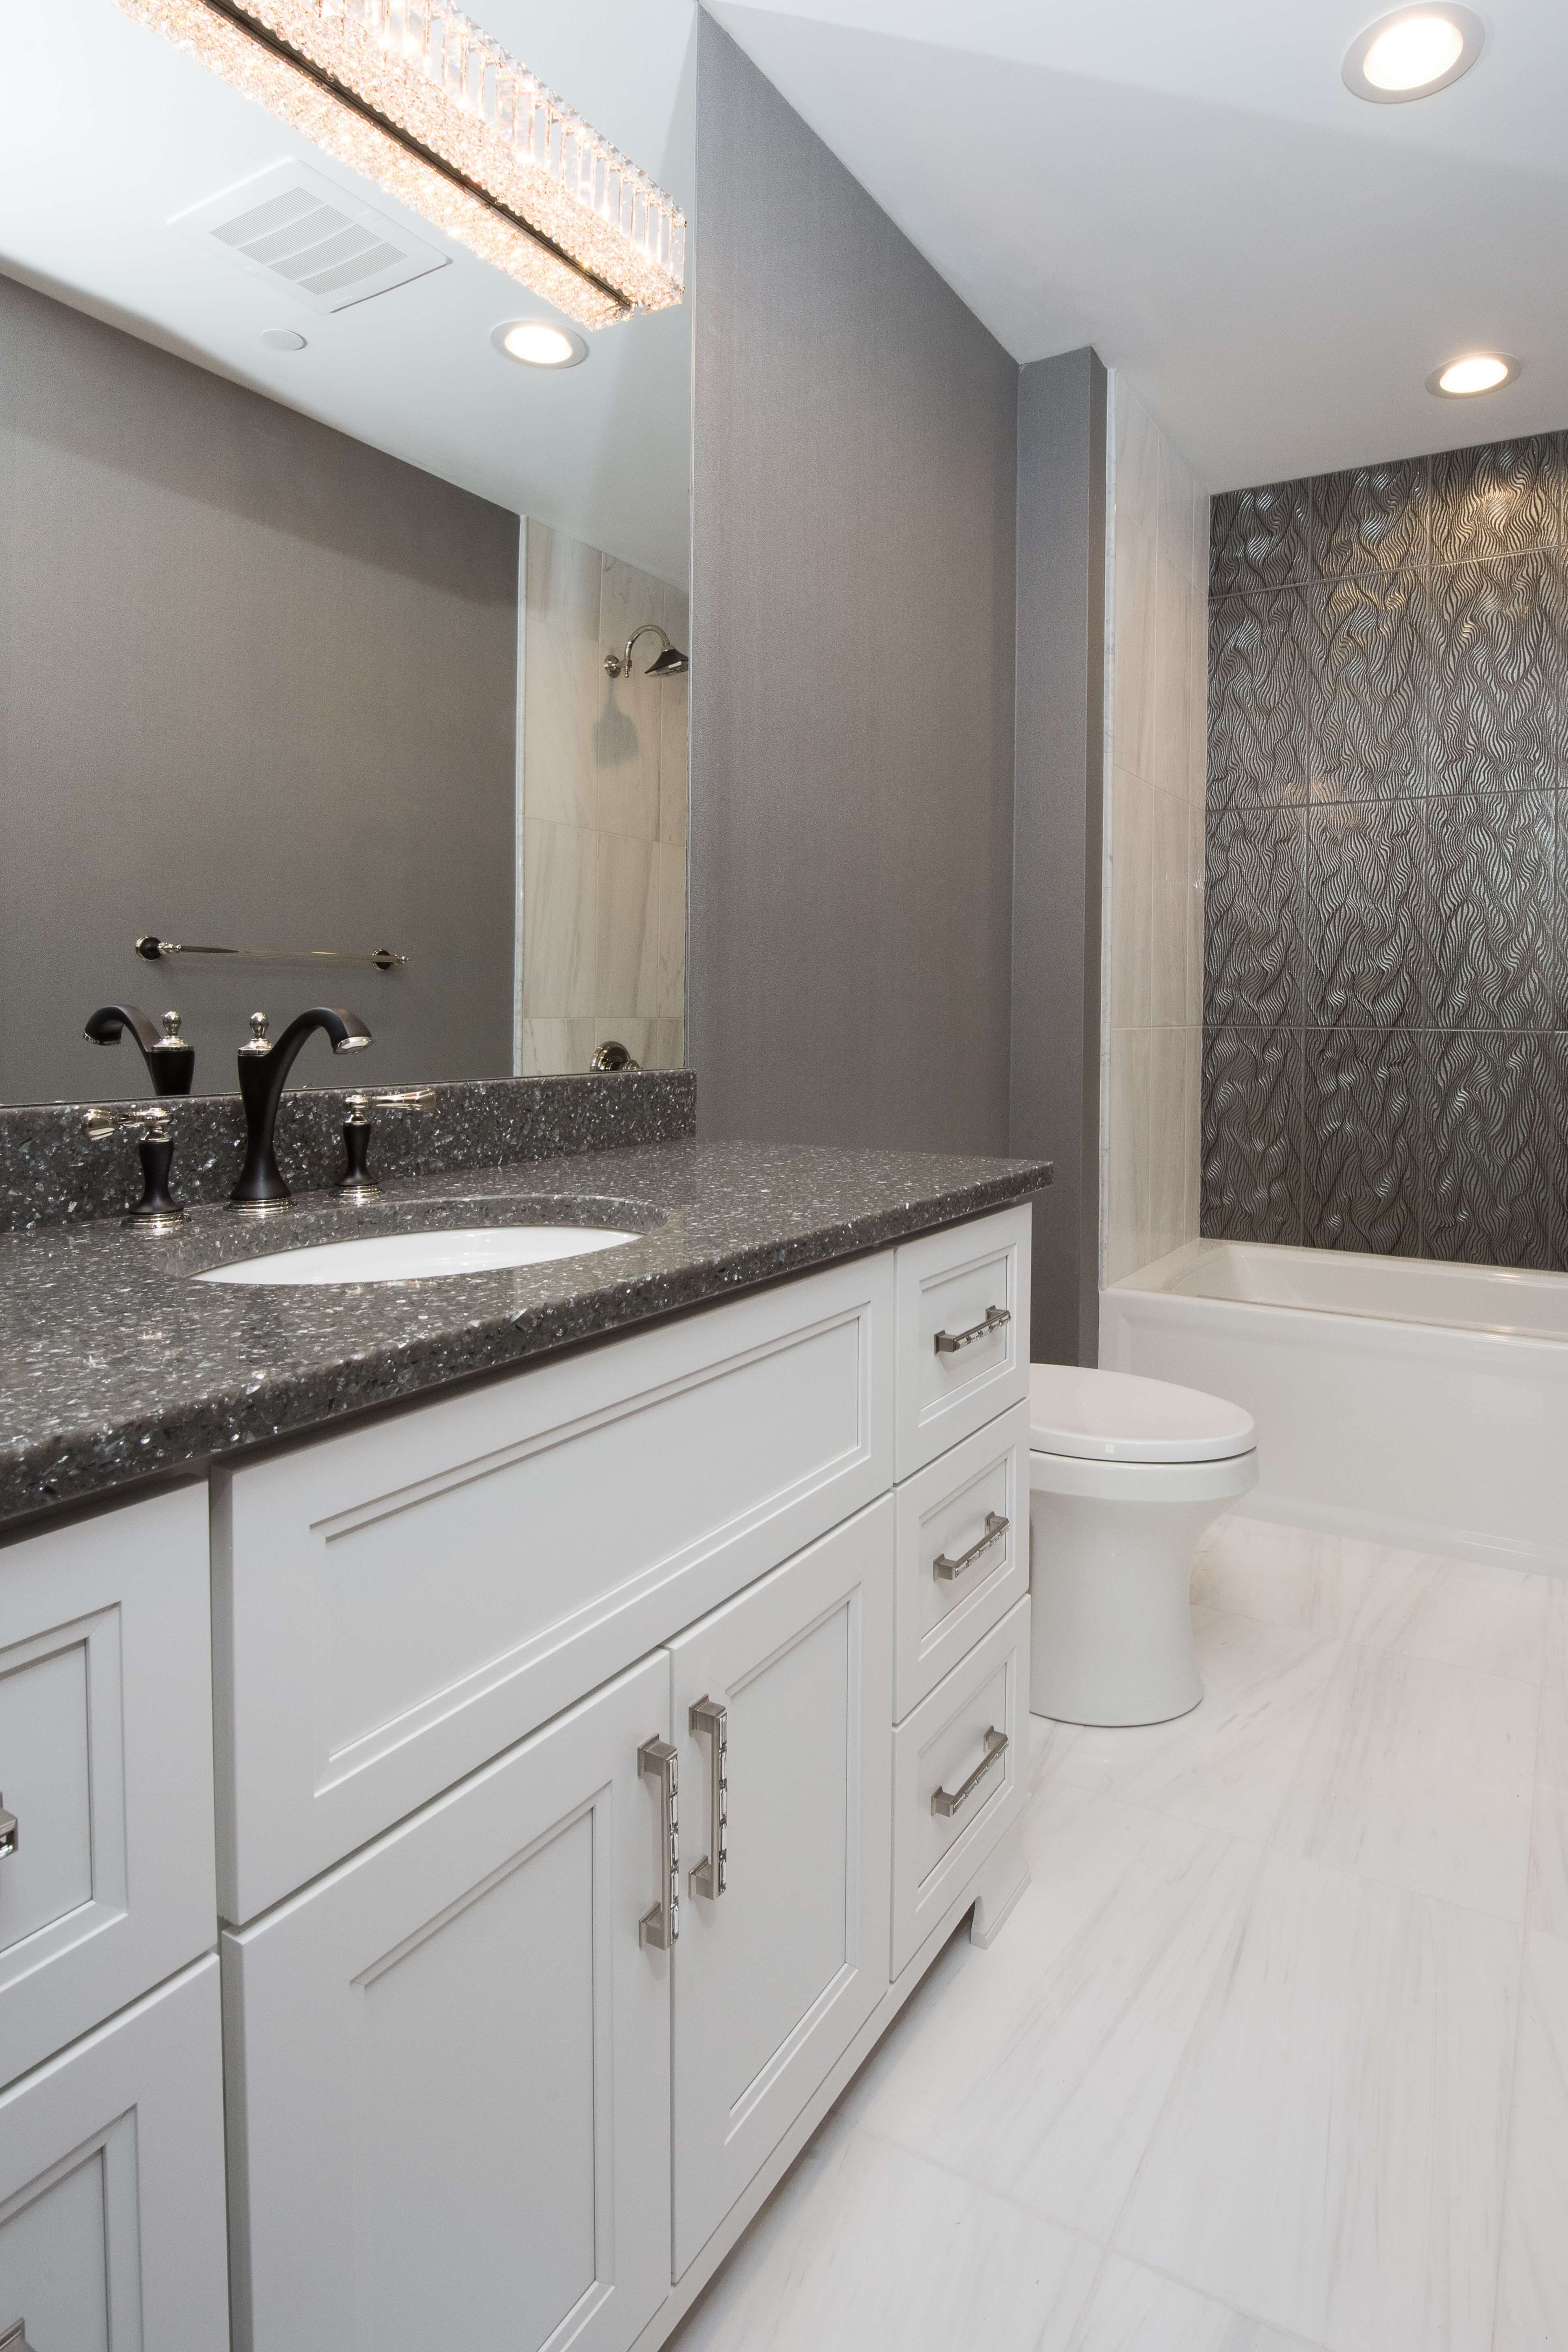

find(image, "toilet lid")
[1029,1364,1256,1464]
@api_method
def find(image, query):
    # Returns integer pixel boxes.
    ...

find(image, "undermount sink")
[196,1223,640,1287]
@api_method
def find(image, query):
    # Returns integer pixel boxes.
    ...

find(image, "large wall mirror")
[0,0,695,1105]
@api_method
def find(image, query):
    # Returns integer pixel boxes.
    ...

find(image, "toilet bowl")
[1028,1365,1257,1727]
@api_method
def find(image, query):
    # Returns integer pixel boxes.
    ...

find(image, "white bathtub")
[1100,1238,1568,1575]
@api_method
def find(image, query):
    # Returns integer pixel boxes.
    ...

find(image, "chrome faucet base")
[335,1178,381,1205]
[228,1195,294,1218]
[122,1205,184,1233]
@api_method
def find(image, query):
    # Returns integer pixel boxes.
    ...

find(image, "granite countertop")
[0,1137,1050,1530]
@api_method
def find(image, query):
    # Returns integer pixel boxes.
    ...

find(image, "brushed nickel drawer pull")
[933,1512,1010,1583]
[688,1697,728,1898]
[933,1304,1011,1356]
[0,1796,16,1863]
[931,1727,1008,1818]
[638,1739,679,1950]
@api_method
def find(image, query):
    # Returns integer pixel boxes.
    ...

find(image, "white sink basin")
[196,1224,640,1287]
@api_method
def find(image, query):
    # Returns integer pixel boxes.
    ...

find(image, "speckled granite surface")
[0,1070,696,1233]
[0,1138,1050,1530]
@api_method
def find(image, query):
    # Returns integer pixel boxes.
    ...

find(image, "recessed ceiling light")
[492,319,589,371]
[1342,5,1484,102]
[1428,351,1518,397]
[260,328,307,353]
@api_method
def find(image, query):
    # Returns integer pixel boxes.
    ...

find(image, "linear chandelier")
[109,0,686,330]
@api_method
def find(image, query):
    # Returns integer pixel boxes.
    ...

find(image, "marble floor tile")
[1192,1516,1374,1640]
[1344,1550,1549,1684]
[846,1784,1260,2240]
[1271,1643,1537,1919]
[1118,1852,1520,2352]
[1032,1607,1342,1844]
[1067,2254,1324,2351]
[665,2110,1104,2352]
[1493,1928,1568,2352]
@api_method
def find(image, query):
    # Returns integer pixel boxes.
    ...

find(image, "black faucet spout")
[230,1006,372,1214]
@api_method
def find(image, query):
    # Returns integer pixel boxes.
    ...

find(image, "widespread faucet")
[84,1003,195,1094]
[230,1007,371,1215]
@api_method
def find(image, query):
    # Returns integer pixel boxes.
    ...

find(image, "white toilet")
[1028,1364,1258,1727]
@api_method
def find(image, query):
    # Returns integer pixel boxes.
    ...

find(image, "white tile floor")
[666,1516,1568,2352]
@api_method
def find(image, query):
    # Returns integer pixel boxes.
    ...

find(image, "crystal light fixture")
[108,0,686,331]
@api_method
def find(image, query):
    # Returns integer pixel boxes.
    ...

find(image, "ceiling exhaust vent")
[172,160,449,314]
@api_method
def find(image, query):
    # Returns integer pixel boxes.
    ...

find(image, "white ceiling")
[0,0,696,582]
[711,0,1568,490]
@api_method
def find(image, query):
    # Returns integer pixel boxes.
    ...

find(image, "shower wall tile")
[1109,766,1154,1029]
[1210,478,1311,596]
[1428,435,1566,567]
[522,816,596,1019]
[1312,455,1430,581]
[1204,802,1304,1029]
[655,841,687,1023]
[1114,507,1158,784]
[1420,1030,1559,1267]
[1201,1026,1302,1244]
[1306,792,1424,1029]
[596,830,660,1021]
[1421,788,1555,1030]
[1106,1024,1154,1284]
[1428,553,1562,798]
[1208,584,1312,808]
[1153,556,1193,797]
[1303,1027,1421,1255]
[1308,572,1426,802]
[523,617,601,831]
[1206,426,1568,1276]
[1151,785,1189,1027]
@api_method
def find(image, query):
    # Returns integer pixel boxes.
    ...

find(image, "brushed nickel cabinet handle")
[638,1739,679,1950]
[2,2321,37,2352]
[931,1727,1008,1818]
[933,1304,1011,1356]
[0,1795,16,1862]
[688,1697,728,1898]
[933,1512,1010,1584]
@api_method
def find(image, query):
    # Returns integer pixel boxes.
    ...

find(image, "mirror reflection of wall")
[0,0,695,1106]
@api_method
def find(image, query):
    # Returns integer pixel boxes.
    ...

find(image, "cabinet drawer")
[0,1955,229,2351]
[894,1401,1029,1720]
[0,1487,216,2089]
[214,1251,894,1923]
[891,1597,1029,1977]
[894,1207,1030,1478]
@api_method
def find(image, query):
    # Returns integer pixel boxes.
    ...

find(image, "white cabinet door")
[668,1500,893,2278]
[0,1955,229,2351]
[225,1655,673,2352]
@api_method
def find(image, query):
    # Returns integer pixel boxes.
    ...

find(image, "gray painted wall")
[688,17,1018,1155]
[0,270,518,1105]
[1013,351,1108,1366]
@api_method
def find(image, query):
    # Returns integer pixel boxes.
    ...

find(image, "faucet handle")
[350,1087,436,1112]
[83,1103,171,1144]
[83,1105,183,1230]
[240,1010,272,1056]
[336,1088,435,1203]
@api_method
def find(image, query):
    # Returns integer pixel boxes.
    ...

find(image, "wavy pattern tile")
[1204,804,1304,1027]
[1313,457,1430,581]
[1429,437,1565,567]
[1210,479,1311,596]
[1429,554,1563,796]
[1307,794,1423,1027]
[1304,1028,1420,1254]
[1423,790,1555,1029]
[1207,587,1311,806]
[1202,1027,1301,1243]
[1421,1031,1559,1265]
[1204,427,1568,1272]
[1308,574,1426,800]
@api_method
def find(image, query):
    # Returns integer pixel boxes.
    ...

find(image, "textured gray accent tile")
[1421,789,1555,1030]
[1210,479,1312,595]
[1205,803,1305,1029]
[1303,1027,1421,1255]
[1313,455,1430,581]
[1201,1026,1301,1244]
[1428,553,1563,798]
[1421,1030,1559,1266]
[1306,793,1423,1028]
[1308,573,1427,801]
[1430,436,1566,566]
[1208,584,1312,809]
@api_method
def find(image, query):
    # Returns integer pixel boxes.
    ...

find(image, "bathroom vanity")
[0,1114,1045,2351]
